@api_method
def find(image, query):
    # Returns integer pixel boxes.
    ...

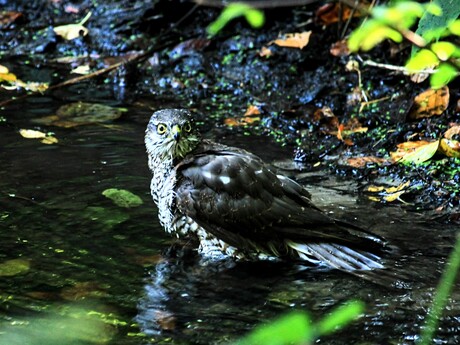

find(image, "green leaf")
[373,3,423,29]
[449,19,460,35]
[207,3,264,36]
[0,258,30,277]
[415,0,460,47]
[400,140,440,165]
[348,20,402,52]
[82,206,130,229]
[102,188,143,208]
[245,8,264,28]
[431,63,458,88]
[316,300,365,336]
[431,41,457,60]
[234,311,312,345]
[406,49,439,72]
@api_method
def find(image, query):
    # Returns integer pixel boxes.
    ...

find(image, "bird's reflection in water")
[136,245,334,341]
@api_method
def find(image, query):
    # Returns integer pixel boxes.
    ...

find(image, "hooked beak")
[171,125,181,141]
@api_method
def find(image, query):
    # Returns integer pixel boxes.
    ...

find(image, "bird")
[145,108,389,273]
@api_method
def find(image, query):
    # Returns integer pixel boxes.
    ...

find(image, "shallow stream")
[0,96,459,344]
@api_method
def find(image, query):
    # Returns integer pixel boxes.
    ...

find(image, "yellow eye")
[183,121,192,132]
[157,123,167,135]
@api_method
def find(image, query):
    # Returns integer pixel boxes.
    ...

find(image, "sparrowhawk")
[145,109,387,272]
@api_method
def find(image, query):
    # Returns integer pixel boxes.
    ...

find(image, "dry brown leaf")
[244,105,261,116]
[0,11,22,28]
[316,3,364,25]
[271,32,312,49]
[329,118,368,145]
[408,86,449,119]
[347,156,387,168]
[444,124,460,139]
[155,311,176,331]
[225,106,261,127]
[330,39,350,57]
[390,140,433,161]
[410,64,437,83]
[259,46,273,57]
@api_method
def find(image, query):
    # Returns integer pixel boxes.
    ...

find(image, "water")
[0,97,459,344]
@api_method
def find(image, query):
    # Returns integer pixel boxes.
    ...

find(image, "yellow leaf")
[439,138,460,158]
[41,136,59,145]
[0,65,9,74]
[398,140,440,165]
[366,181,410,203]
[19,129,47,139]
[53,12,91,40]
[0,64,17,82]
[272,32,312,49]
[71,65,90,75]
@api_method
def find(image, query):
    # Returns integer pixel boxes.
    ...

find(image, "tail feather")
[286,241,384,271]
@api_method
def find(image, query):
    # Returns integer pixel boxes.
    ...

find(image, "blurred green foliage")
[233,300,365,345]
[349,0,460,88]
[207,3,265,35]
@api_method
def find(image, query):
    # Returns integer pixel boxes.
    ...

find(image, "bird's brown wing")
[174,144,384,255]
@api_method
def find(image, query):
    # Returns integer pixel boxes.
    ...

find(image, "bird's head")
[145,109,201,162]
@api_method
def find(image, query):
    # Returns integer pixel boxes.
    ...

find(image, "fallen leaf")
[2,79,49,92]
[41,136,59,144]
[225,106,261,127]
[271,32,312,49]
[0,11,22,28]
[244,105,261,116]
[155,311,176,331]
[259,46,273,57]
[0,258,30,276]
[102,188,143,208]
[347,156,387,168]
[366,181,410,203]
[19,129,47,139]
[408,86,449,119]
[444,124,460,139]
[60,282,108,301]
[439,138,460,158]
[70,64,90,74]
[19,129,59,144]
[53,11,91,40]
[316,3,364,25]
[391,140,439,164]
[0,65,17,82]
[330,39,350,57]
[410,64,437,83]
[33,102,124,128]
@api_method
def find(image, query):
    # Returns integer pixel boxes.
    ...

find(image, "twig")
[360,59,444,76]
[0,53,143,108]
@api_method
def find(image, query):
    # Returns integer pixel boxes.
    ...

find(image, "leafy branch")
[347,0,460,88]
